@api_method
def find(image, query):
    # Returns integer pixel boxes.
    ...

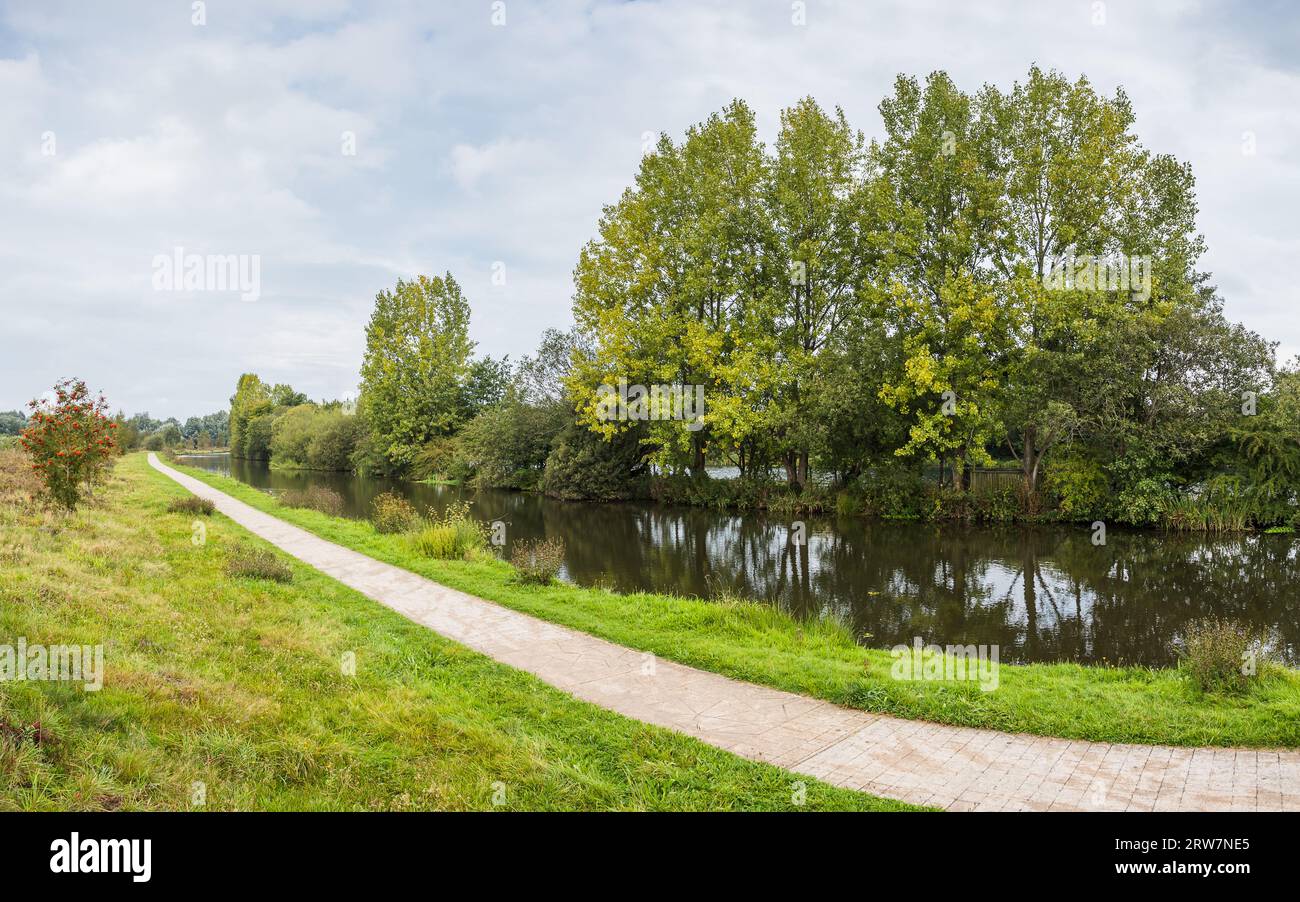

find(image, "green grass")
[172,456,1300,750]
[0,451,916,811]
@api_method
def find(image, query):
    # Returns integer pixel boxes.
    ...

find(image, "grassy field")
[171,456,1300,749]
[0,450,917,811]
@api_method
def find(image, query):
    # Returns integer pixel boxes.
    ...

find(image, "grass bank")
[172,456,1300,749]
[0,450,914,811]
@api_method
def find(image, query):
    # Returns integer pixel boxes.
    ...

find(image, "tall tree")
[762,98,881,488]
[570,100,771,477]
[358,273,474,471]
[229,373,271,459]
[872,72,1010,487]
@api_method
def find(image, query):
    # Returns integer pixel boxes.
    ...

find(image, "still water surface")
[180,453,1299,667]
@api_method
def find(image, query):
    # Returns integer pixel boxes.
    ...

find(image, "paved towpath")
[149,454,1300,811]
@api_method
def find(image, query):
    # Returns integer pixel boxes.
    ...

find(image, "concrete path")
[149,454,1300,811]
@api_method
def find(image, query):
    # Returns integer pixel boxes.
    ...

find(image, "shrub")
[226,545,293,583]
[459,401,565,490]
[860,462,929,520]
[510,537,565,585]
[835,490,863,517]
[407,501,487,560]
[371,491,419,534]
[1178,618,1267,694]
[542,421,647,501]
[19,378,118,509]
[410,436,471,483]
[279,485,345,516]
[969,485,1024,523]
[306,411,363,471]
[1044,455,1108,520]
[269,404,322,468]
[270,404,362,471]
[167,495,215,515]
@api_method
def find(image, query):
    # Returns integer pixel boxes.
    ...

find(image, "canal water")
[179,453,1299,667]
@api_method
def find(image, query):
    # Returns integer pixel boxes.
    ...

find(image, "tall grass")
[407,501,487,560]
[1178,618,1270,694]
[370,491,419,534]
[167,495,215,515]
[1163,496,1251,533]
[279,485,345,517]
[225,544,293,583]
[510,537,565,585]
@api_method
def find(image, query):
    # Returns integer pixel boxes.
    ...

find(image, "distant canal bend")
[181,453,1300,668]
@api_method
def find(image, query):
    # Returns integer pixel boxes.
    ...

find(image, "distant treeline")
[2,407,229,452]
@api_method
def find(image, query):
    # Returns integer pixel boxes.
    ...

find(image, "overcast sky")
[1,0,1297,419]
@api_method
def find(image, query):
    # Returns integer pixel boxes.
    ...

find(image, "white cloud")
[0,0,1297,416]
[449,139,541,192]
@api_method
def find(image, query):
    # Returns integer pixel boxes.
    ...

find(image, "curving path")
[149,455,1300,811]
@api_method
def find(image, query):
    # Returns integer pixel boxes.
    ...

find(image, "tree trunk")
[783,451,797,489]
[1021,426,1038,494]
[953,446,971,492]
[690,434,706,478]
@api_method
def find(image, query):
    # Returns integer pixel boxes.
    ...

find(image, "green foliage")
[1101,453,1176,526]
[459,355,512,422]
[650,473,775,511]
[243,413,275,461]
[558,68,1284,523]
[409,436,471,483]
[305,410,364,471]
[358,273,474,473]
[542,420,647,501]
[510,537,566,585]
[229,374,337,468]
[859,463,930,520]
[1179,618,1266,695]
[178,410,230,449]
[278,485,345,517]
[269,404,319,468]
[166,495,215,515]
[229,373,271,459]
[834,490,863,517]
[347,428,391,478]
[966,485,1024,523]
[461,399,569,490]
[1223,365,1300,524]
[407,501,487,560]
[225,545,293,583]
[270,404,361,471]
[0,410,27,436]
[370,491,419,534]
[1045,455,1108,520]
[569,97,881,484]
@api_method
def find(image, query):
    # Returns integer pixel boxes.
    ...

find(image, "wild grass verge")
[0,451,909,811]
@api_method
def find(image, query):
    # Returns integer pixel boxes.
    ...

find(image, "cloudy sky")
[1,0,1297,419]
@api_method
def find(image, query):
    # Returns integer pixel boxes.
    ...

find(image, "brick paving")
[151,455,1300,811]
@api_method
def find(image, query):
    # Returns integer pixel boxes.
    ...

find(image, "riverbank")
[0,450,910,810]
[171,455,1300,749]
